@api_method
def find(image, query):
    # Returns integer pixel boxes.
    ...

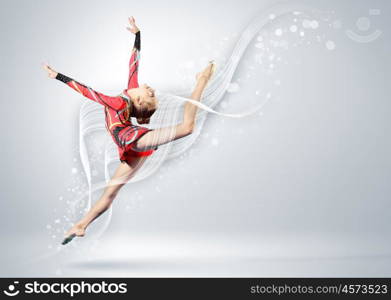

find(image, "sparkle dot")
[275,28,283,36]
[325,40,336,50]
[299,31,305,37]
[311,20,319,29]
[269,14,276,20]
[71,168,78,174]
[289,25,298,32]
[212,138,219,146]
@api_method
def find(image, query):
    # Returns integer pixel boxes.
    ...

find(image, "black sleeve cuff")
[55,72,72,84]
[134,31,141,51]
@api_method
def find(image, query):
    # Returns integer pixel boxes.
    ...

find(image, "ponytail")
[137,117,150,124]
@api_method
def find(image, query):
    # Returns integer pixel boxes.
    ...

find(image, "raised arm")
[126,16,141,89]
[43,64,126,111]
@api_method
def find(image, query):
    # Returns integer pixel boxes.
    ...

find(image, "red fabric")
[59,32,155,164]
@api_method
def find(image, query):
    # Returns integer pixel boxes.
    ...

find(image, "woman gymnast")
[43,17,215,245]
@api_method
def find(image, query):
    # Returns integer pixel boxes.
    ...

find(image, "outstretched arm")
[42,64,126,110]
[126,16,141,89]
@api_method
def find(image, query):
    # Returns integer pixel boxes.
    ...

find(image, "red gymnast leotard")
[55,31,156,165]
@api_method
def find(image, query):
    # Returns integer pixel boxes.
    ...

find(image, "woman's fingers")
[128,16,136,25]
[126,16,139,33]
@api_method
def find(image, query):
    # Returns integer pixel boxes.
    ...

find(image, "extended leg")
[134,62,215,150]
[62,157,145,244]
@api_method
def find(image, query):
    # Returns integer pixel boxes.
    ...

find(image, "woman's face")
[132,84,158,118]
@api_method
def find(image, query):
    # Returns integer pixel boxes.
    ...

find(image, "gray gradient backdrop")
[0,0,390,277]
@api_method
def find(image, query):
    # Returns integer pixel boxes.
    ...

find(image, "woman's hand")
[126,16,140,34]
[42,63,58,79]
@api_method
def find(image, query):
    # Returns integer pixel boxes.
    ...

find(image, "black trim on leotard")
[134,31,141,51]
[55,73,72,84]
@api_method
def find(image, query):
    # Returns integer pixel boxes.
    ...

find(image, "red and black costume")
[55,31,156,165]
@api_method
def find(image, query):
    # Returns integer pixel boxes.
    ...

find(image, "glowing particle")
[299,31,305,37]
[269,13,276,20]
[227,82,240,93]
[212,138,219,146]
[311,20,319,29]
[54,219,60,224]
[325,40,336,50]
[275,28,283,36]
[257,35,263,41]
[255,90,261,96]
[255,42,264,48]
[71,168,78,174]
[266,92,272,99]
[289,25,298,32]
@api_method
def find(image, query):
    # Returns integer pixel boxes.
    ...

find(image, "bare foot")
[196,61,216,82]
[62,224,86,245]
[42,63,58,79]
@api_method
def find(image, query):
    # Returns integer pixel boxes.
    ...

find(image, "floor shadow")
[69,257,199,272]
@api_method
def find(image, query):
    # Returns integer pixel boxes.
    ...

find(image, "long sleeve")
[56,73,126,110]
[127,31,141,89]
